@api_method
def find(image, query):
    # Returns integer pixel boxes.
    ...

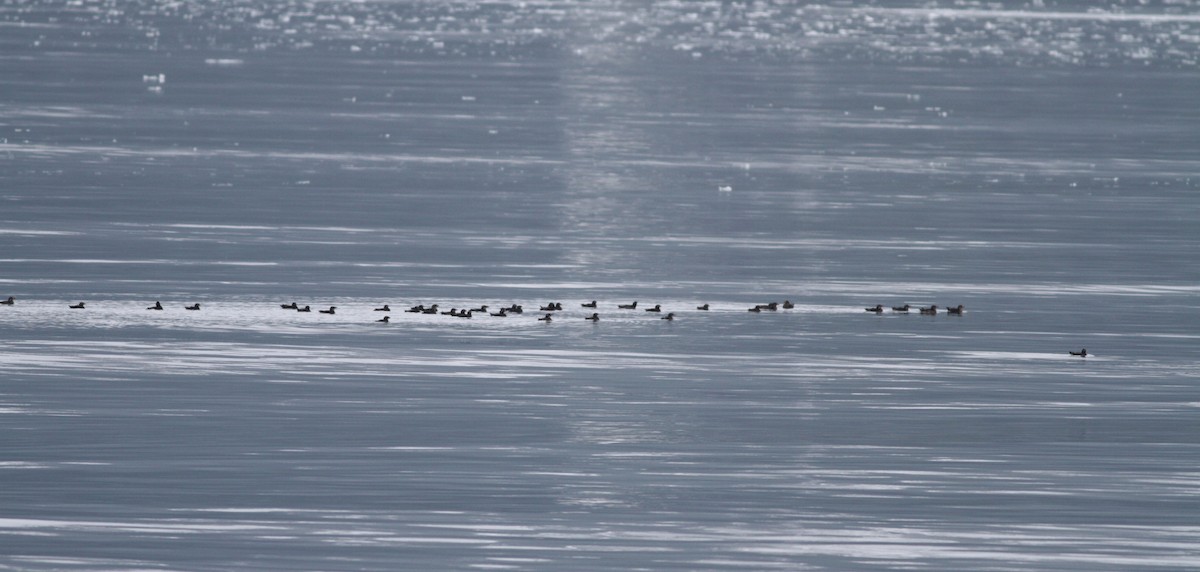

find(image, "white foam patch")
[0,229,82,236]
[0,105,119,119]
[869,7,1200,24]
[0,462,50,469]
[7,556,166,570]
[949,351,1094,361]
[0,142,567,167]
[0,518,280,533]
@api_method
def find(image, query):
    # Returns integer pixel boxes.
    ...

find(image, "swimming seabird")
[538,313,553,322]
[296,305,311,312]
[1069,348,1088,357]
[582,300,598,308]
[781,300,794,309]
[0,296,14,305]
[618,301,638,309]
[319,306,336,314]
[865,304,883,313]
[919,305,938,315]
[584,313,599,321]
[661,312,675,321]
[376,315,390,323]
[696,303,709,311]
[69,302,85,309]
[891,304,910,312]
[645,304,662,312]
[281,302,298,310]
[185,303,201,311]
[947,304,964,315]
[375,304,390,312]
[148,301,163,310]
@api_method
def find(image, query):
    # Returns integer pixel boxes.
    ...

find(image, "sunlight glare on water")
[0,0,1198,570]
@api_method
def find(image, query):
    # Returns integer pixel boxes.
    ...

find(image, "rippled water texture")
[1,1,1198,570]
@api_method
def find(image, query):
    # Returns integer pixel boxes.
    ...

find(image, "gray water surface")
[1,1,1198,570]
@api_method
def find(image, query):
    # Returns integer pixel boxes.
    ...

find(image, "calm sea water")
[1,1,1198,570]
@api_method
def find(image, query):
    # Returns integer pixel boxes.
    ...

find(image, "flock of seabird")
[864,303,964,315]
[326,299,684,323]
[0,295,1089,356]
